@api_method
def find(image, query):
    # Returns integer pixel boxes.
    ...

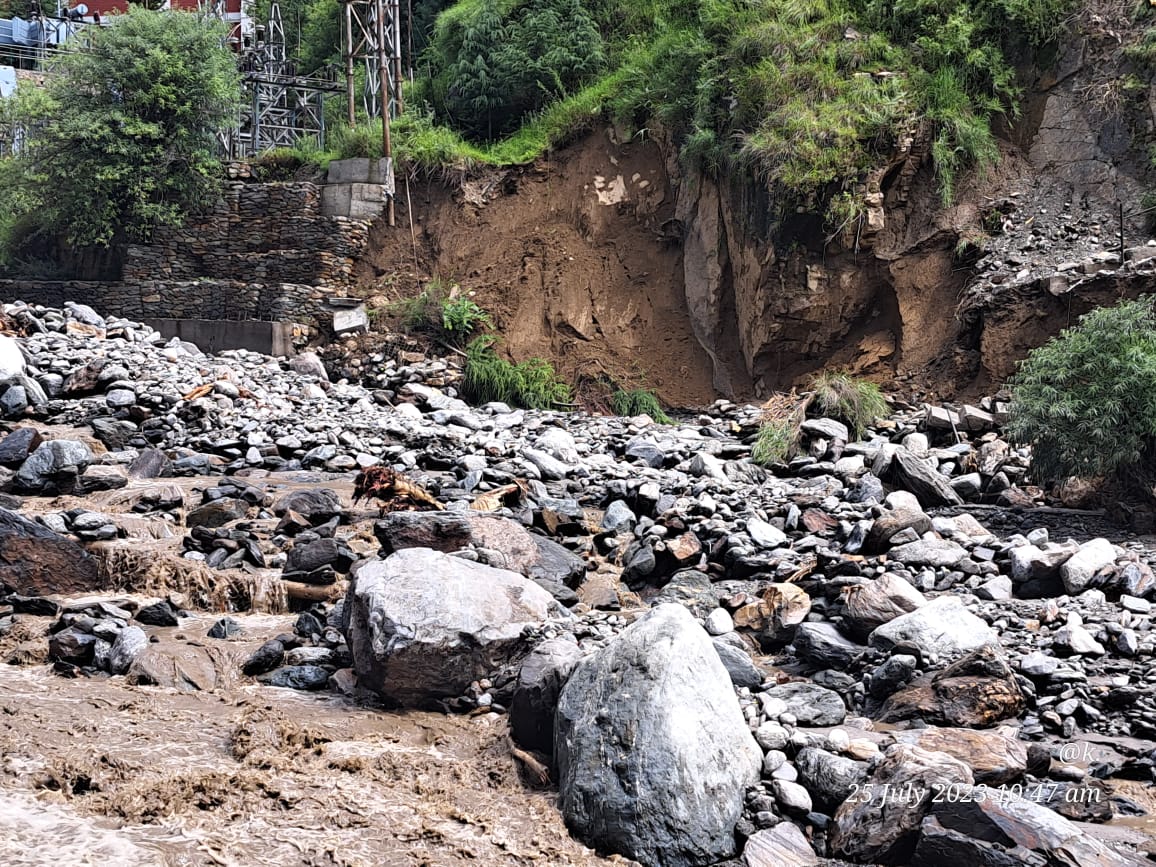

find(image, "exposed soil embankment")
[360,129,989,406]
[362,131,716,408]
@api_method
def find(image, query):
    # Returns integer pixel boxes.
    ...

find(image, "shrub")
[424,0,606,140]
[1007,298,1156,485]
[807,371,888,438]
[611,388,672,424]
[2,9,241,248]
[463,335,571,409]
[441,296,492,343]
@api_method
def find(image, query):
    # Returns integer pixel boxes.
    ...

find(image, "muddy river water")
[0,611,619,867]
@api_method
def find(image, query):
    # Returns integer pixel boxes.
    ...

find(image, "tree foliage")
[422,0,606,139]
[3,8,241,249]
[1007,298,1156,484]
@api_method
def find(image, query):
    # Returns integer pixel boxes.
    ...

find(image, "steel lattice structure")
[341,0,401,123]
[211,0,342,158]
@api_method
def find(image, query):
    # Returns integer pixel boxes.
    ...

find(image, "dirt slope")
[361,129,716,408]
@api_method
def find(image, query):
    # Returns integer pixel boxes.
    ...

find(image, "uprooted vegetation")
[752,373,889,466]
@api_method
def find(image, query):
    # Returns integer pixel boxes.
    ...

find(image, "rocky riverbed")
[0,300,1154,866]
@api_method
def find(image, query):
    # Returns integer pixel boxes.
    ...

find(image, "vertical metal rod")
[392,0,402,114]
[343,0,355,125]
[376,0,394,226]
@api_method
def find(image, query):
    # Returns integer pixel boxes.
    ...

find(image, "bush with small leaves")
[1007,297,1156,486]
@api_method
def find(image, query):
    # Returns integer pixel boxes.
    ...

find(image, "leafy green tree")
[1007,298,1156,485]
[425,0,605,139]
[4,8,241,249]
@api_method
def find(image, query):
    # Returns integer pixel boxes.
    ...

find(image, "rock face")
[555,604,762,867]
[0,507,100,596]
[344,548,567,706]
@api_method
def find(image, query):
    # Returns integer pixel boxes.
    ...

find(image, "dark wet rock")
[0,507,100,596]
[0,427,43,468]
[345,548,566,707]
[9,595,60,616]
[207,617,244,640]
[186,498,248,529]
[258,664,331,690]
[293,611,324,639]
[760,681,846,726]
[793,622,866,670]
[794,746,868,812]
[48,626,97,665]
[135,600,180,627]
[373,511,472,553]
[284,538,355,578]
[510,636,582,754]
[272,488,342,524]
[555,604,761,867]
[711,637,764,689]
[12,439,93,493]
[242,639,286,676]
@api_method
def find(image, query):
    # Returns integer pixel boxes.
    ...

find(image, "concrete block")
[143,319,298,357]
[332,305,369,334]
[321,182,388,218]
[326,158,394,193]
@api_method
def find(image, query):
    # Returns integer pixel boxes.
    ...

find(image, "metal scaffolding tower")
[213,0,343,158]
[341,0,402,123]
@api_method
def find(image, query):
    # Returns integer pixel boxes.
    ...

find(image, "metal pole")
[392,0,402,115]
[376,0,394,226]
[343,0,355,125]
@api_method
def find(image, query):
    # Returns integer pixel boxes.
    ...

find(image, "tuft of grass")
[807,371,888,438]
[752,416,796,467]
[611,387,672,424]
[462,335,571,409]
[751,390,805,467]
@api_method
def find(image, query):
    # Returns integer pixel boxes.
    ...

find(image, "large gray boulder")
[886,448,963,508]
[555,603,762,867]
[344,548,568,706]
[869,596,995,660]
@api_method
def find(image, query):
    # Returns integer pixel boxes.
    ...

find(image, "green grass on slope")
[348,0,1078,215]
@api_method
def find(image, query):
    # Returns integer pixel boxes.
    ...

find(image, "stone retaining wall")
[1,181,375,330]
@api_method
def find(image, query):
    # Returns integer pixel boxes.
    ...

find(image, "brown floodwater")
[0,611,624,867]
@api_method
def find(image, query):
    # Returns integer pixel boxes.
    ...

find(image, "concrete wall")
[144,318,298,357]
